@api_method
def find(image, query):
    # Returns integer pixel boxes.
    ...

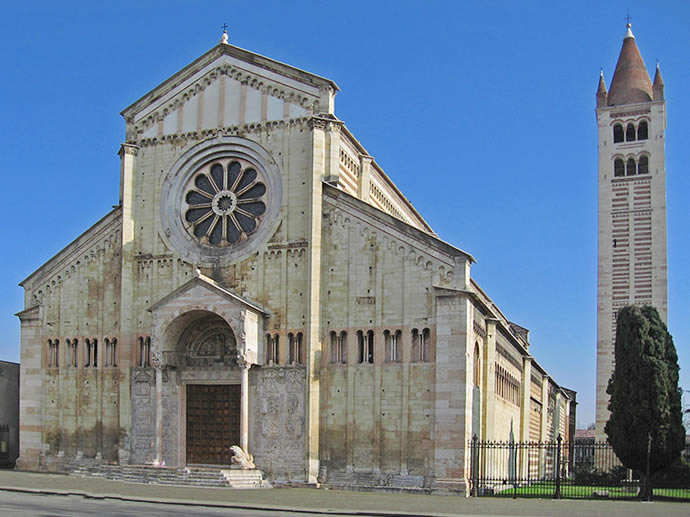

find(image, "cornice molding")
[135,116,312,148]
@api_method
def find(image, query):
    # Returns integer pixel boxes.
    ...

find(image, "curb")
[0,485,458,517]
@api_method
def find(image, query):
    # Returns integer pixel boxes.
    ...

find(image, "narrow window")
[271,334,280,364]
[92,339,98,367]
[625,123,636,142]
[144,337,151,367]
[104,338,111,367]
[288,333,295,364]
[614,158,625,177]
[384,330,391,362]
[385,330,401,362]
[638,121,648,140]
[411,329,420,362]
[48,340,59,368]
[638,155,649,174]
[296,332,304,365]
[626,158,636,176]
[85,339,91,367]
[112,338,118,367]
[613,124,624,143]
[339,331,347,364]
[357,331,373,363]
[71,339,78,367]
[265,334,273,365]
[474,342,481,387]
[422,328,430,362]
[330,331,338,363]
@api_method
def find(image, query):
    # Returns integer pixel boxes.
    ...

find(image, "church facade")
[16,34,573,493]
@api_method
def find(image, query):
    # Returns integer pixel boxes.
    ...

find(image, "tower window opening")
[613,124,624,143]
[625,123,636,142]
[614,158,625,177]
[638,155,649,174]
[638,121,648,140]
[626,158,636,176]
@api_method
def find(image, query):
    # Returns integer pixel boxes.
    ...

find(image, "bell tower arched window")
[614,158,625,177]
[625,123,636,142]
[626,158,636,176]
[638,155,649,174]
[613,124,624,143]
[638,120,648,140]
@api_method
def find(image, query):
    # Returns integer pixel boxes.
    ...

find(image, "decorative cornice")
[308,116,344,132]
[135,116,312,148]
[132,63,319,136]
[609,108,651,119]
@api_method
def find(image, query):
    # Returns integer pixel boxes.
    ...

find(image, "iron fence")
[469,435,690,501]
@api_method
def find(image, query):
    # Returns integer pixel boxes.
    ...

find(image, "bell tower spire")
[594,23,668,445]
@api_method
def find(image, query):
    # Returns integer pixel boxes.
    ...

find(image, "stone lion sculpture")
[230,445,255,470]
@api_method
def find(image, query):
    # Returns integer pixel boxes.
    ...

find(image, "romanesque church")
[16,31,573,493]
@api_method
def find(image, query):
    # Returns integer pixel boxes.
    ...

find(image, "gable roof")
[121,42,339,120]
[148,273,270,316]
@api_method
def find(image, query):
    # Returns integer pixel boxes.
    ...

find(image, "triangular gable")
[122,43,339,141]
[148,273,269,316]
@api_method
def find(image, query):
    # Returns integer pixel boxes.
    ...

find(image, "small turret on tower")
[607,24,653,106]
[653,62,665,101]
[596,70,608,108]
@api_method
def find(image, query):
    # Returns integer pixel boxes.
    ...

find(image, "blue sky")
[1,1,688,427]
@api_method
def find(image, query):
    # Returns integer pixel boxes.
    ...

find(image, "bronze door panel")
[186,384,240,465]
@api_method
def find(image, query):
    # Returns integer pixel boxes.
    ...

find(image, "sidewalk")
[0,470,688,517]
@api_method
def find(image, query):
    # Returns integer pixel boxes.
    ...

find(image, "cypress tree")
[605,305,685,478]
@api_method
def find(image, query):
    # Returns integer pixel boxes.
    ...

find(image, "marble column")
[238,352,250,453]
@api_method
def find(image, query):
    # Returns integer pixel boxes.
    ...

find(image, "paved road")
[0,492,366,517]
[1,470,689,517]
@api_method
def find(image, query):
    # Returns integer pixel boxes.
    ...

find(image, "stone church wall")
[250,366,306,481]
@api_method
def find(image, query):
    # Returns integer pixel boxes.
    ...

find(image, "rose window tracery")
[183,159,267,246]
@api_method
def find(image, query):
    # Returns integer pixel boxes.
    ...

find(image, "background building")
[0,360,19,467]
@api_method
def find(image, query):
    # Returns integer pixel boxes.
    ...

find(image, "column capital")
[118,142,139,157]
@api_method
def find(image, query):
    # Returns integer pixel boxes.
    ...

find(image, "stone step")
[65,463,270,489]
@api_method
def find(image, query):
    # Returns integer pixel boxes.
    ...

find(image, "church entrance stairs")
[65,462,270,489]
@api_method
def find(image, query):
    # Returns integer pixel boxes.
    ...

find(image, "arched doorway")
[175,313,240,466]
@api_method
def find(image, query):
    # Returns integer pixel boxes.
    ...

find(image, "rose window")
[183,159,267,246]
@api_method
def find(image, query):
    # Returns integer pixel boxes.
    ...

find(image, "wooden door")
[186,384,240,465]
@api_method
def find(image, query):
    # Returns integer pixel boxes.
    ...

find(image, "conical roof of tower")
[607,25,653,106]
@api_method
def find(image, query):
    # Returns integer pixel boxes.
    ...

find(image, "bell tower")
[595,24,668,442]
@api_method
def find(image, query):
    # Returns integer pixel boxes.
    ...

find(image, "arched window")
[638,155,649,174]
[85,339,92,367]
[625,123,636,142]
[422,328,430,362]
[357,330,374,364]
[288,332,304,365]
[384,330,402,362]
[67,339,78,367]
[614,158,625,177]
[47,339,59,368]
[138,336,151,367]
[613,124,624,143]
[105,338,118,367]
[626,158,636,176]
[473,342,481,387]
[638,121,649,140]
[105,338,111,367]
[265,334,279,365]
